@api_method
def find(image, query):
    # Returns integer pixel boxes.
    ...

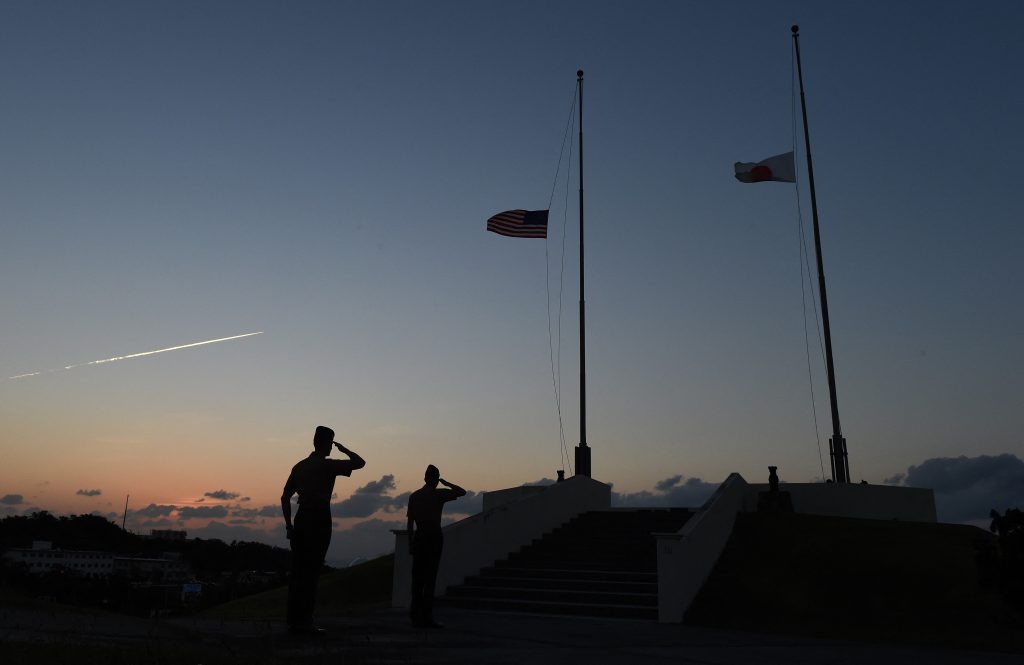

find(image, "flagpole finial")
[791,25,799,35]
[577,69,583,79]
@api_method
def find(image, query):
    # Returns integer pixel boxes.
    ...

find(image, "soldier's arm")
[281,474,296,539]
[333,442,366,471]
[407,513,415,554]
[439,478,467,498]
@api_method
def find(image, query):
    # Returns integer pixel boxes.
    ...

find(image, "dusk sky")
[2,1,1022,563]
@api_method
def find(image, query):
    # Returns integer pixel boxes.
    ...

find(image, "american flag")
[486,209,548,239]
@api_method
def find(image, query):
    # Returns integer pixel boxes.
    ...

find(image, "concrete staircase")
[442,508,693,619]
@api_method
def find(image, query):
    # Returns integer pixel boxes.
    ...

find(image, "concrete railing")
[391,475,611,608]
[481,484,547,512]
[741,482,936,522]
[655,472,748,623]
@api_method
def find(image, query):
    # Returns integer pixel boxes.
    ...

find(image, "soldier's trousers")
[287,506,332,628]
[410,530,443,623]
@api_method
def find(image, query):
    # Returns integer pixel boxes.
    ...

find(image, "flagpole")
[792,25,850,483]
[574,69,591,477]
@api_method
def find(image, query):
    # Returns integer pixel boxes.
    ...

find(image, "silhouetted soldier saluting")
[407,464,466,628]
[281,425,365,635]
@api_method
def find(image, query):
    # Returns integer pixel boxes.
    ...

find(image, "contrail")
[8,332,263,380]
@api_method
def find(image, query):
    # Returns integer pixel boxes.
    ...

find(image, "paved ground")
[3,605,1021,664]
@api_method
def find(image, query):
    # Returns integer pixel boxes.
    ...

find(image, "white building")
[3,540,191,582]
[3,541,114,579]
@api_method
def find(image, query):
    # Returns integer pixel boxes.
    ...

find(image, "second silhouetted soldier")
[281,425,365,635]
[406,464,466,628]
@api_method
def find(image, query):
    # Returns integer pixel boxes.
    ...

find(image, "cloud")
[883,473,906,486]
[327,518,404,565]
[887,454,1024,523]
[258,504,282,518]
[178,505,229,519]
[612,475,717,508]
[240,496,251,502]
[332,475,410,518]
[230,506,259,519]
[204,490,240,501]
[327,472,482,519]
[188,520,284,546]
[132,503,176,518]
[655,475,683,492]
[1,494,24,505]
[446,490,482,515]
[76,489,102,497]
[359,475,397,495]
[137,518,174,529]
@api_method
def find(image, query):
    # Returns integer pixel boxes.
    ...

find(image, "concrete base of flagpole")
[574,444,591,477]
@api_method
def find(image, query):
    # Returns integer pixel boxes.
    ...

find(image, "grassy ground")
[202,553,394,619]
[0,585,59,610]
[685,512,1024,652]
[9,517,1024,660]
[1,557,397,665]
[0,637,394,665]
[0,641,238,665]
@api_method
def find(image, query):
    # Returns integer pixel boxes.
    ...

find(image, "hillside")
[202,553,393,619]
[685,512,1024,651]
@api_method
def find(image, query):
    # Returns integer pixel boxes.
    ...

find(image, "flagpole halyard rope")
[545,86,578,475]
[558,93,576,474]
[548,92,577,211]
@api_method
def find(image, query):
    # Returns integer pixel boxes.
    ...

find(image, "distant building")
[113,555,191,583]
[3,541,191,582]
[147,529,187,542]
[3,541,114,579]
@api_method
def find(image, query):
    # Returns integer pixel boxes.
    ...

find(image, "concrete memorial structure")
[391,471,936,623]
[392,475,611,608]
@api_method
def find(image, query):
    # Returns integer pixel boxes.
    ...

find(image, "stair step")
[516,549,656,559]
[519,539,660,549]
[495,558,656,572]
[462,576,657,594]
[447,585,656,606]
[440,596,659,620]
[478,566,657,583]
[441,508,694,620]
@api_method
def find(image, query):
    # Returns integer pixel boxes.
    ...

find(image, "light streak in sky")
[8,332,263,380]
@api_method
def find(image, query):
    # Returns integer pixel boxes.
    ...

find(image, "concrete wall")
[742,483,936,522]
[655,473,748,623]
[481,484,547,512]
[392,475,611,608]
[653,477,938,622]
